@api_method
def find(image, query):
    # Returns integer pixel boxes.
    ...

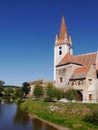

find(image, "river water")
[0,101,59,130]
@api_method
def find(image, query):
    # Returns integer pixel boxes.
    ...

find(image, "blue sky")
[0,0,98,86]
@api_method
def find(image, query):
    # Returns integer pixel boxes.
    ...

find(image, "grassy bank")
[20,100,98,130]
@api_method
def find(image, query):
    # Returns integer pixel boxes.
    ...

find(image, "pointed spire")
[58,16,72,46]
[59,16,68,40]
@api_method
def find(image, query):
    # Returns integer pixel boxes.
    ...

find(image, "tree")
[0,80,5,87]
[22,82,30,95]
[0,80,5,97]
[54,88,64,100]
[15,88,24,99]
[4,87,14,99]
[65,88,77,101]
[33,84,43,98]
[45,82,55,101]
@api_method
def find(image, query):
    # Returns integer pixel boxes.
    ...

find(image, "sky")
[0,0,98,86]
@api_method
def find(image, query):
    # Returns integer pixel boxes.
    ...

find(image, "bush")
[33,84,43,98]
[83,111,98,125]
[44,97,53,102]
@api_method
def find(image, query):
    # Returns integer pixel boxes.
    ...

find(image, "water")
[0,101,59,130]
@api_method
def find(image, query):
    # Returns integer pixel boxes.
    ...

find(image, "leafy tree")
[22,82,30,95]
[0,80,5,87]
[33,84,43,98]
[0,80,5,97]
[65,88,77,101]
[4,87,14,99]
[54,88,64,100]
[15,88,24,99]
[45,82,55,101]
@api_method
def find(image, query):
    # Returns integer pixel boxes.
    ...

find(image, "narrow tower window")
[60,77,63,83]
[59,50,62,55]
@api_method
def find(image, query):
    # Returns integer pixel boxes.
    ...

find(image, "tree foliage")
[83,111,98,126]
[65,88,77,101]
[4,87,14,99]
[0,80,5,87]
[0,80,5,97]
[54,88,64,100]
[33,84,43,98]
[45,83,55,100]
[15,88,24,99]
[22,82,30,95]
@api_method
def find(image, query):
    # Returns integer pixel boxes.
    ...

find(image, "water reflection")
[32,118,59,130]
[0,102,60,130]
[0,100,2,116]
[14,108,30,126]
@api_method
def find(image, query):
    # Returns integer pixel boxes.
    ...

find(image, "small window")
[89,94,92,101]
[78,80,83,85]
[59,50,62,55]
[72,81,74,86]
[72,81,76,85]
[60,77,63,83]
[88,79,92,81]
[73,81,76,85]
[59,46,62,49]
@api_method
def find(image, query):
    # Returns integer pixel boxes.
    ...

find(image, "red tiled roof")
[28,79,44,85]
[57,53,82,67]
[74,66,90,73]
[75,52,98,70]
[70,66,90,80]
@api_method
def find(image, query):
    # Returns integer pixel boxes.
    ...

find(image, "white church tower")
[54,16,73,80]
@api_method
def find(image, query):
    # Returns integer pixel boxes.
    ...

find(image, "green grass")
[20,100,98,130]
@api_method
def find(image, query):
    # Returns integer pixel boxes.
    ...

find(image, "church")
[54,16,98,103]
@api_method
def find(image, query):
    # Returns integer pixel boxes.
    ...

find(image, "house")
[28,79,54,97]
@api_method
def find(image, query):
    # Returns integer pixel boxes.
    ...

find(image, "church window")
[73,81,76,85]
[60,77,63,83]
[59,46,62,49]
[72,81,74,86]
[72,81,76,85]
[59,50,62,55]
[89,94,92,101]
[69,47,71,53]
[78,80,83,85]
[88,79,93,84]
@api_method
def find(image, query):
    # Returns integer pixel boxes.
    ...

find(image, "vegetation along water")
[20,100,98,130]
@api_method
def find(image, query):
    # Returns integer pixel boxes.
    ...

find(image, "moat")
[0,101,58,130]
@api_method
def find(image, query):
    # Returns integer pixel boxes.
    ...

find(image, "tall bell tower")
[54,16,73,80]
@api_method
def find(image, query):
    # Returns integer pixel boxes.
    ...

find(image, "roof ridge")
[57,52,82,66]
[75,51,97,57]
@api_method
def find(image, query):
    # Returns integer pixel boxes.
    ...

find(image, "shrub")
[83,111,98,126]
[33,84,43,98]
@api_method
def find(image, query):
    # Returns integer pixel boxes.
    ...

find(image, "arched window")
[73,81,76,85]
